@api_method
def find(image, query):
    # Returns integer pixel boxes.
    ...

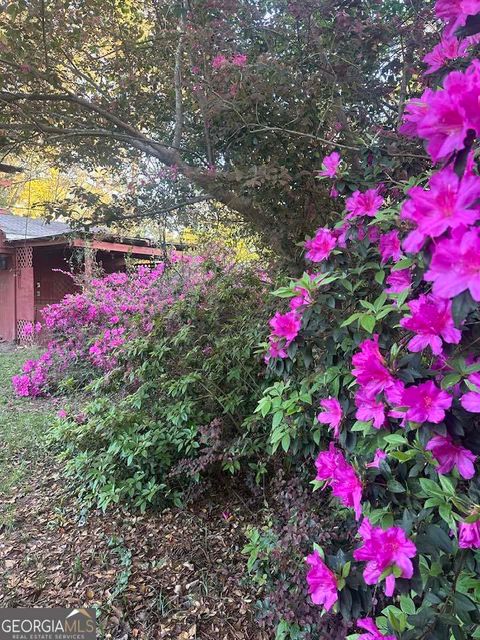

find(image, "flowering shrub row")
[261,2,480,638]
[12,253,212,397]
[45,258,273,511]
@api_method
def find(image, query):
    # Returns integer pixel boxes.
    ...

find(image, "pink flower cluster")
[318,151,341,179]
[353,518,416,597]
[306,551,338,611]
[12,352,52,397]
[401,60,480,162]
[13,254,218,397]
[315,443,363,520]
[305,228,337,262]
[316,397,342,438]
[400,294,461,355]
[265,275,319,362]
[345,188,384,220]
[212,53,247,69]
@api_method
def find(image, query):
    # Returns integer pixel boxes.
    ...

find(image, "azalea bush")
[12,253,215,397]
[257,3,480,639]
[48,260,274,511]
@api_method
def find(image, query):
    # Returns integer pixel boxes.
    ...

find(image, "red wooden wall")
[33,246,78,325]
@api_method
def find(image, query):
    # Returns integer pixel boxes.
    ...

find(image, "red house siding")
[0,266,16,341]
[33,246,78,325]
[0,230,166,342]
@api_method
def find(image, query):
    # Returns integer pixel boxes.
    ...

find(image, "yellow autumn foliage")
[179,225,260,262]
[4,167,113,219]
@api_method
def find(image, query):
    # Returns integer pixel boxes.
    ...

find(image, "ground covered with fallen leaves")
[0,346,266,639]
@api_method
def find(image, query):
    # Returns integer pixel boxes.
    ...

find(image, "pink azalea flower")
[379,231,402,264]
[424,227,480,300]
[401,381,452,424]
[403,61,480,162]
[335,223,350,247]
[212,54,228,69]
[399,294,462,355]
[400,89,435,138]
[269,311,301,345]
[231,53,247,67]
[304,228,337,262]
[366,449,387,469]
[357,618,396,640]
[352,335,394,397]
[57,409,67,418]
[458,520,480,548]
[401,168,480,251]
[461,390,480,412]
[306,550,338,610]
[385,269,412,294]
[317,397,343,438]
[265,337,288,362]
[385,379,407,420]
[289,287,312,311]
[315,444,363,520]
[367,225,381,243]
[435,0,480,23]
[426,434,476,479]
[330,186,339,198]
[353,518,416,596]
[315,442,345,480]
[423,36,468,75]
[355,388,386,429]
[345,189,384,220]
[319,151,341,178]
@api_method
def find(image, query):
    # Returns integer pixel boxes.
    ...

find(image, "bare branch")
[116,196,212,221]
[245,124,361,151]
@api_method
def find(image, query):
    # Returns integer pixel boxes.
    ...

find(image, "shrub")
[12,253,212,397]
[256,4,480,639]
[48,260,274,511]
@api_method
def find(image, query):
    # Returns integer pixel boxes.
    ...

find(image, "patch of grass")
[0,346,54,526]
[0,346,52,454]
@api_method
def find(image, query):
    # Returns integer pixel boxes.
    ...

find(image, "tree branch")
[114,196,211,221]
[173,4,185,149]
[245,124,361,151]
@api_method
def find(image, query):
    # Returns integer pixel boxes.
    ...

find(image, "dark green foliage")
[49,267,273,511]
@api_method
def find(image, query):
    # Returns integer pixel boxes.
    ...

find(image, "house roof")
[0,213,166,250]
[0,213,77,241]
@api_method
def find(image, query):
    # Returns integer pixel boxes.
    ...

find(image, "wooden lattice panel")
[16,246,33,269]
[16,319,34,345]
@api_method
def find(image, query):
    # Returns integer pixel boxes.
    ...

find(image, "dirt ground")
[0,347,267,640]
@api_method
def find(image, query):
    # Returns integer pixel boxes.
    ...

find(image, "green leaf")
[439,503,455,529]
[384,433,408,446]
[375,270,385,284]
[419,478,444,498]
[341,312,362,327]
[387,479,405,493]
[272,411,283,429]
[392,257,413,271]
[342,561,351,577]
[360,314,376,333]
[389,449,417,462]
[440,372,462,389]
[438,474,456,495]
[426,524,453,553]
[351,420,374,433]
[281,433,291,452]
[399,595,416,615]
